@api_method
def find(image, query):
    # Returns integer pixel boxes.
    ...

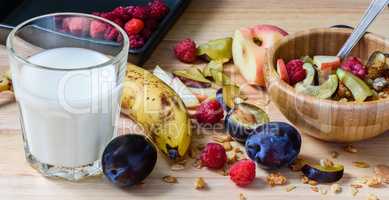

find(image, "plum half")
[225,102,269,143]
[102,134,157,187]
[302,163,344,183]
[245,122,301,169]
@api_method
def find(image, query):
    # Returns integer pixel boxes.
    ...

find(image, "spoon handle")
[337,0,389,59]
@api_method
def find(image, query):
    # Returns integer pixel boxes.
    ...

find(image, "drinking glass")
[6,13,129,181]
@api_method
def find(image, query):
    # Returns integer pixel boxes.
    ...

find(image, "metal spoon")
[337,0,389,59]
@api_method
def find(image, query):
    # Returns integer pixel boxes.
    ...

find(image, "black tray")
[0,0,190,65]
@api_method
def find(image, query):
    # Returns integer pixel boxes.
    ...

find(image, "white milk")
[13,47,120,168]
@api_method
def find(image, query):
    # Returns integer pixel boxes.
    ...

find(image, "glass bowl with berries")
[266,28,389,142]
[27,0,189,65]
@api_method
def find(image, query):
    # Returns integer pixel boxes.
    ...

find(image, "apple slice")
[232,25,288,87]
[276,58,289,83]
[153,65,174,85]
[313,56,341,72]
[171,77,200,108]
[154,66,199,108]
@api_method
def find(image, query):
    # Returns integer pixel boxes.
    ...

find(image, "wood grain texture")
[267,28,389,142]
[0,0,389,200]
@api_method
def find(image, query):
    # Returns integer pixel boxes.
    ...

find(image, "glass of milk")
[6,13,129,181]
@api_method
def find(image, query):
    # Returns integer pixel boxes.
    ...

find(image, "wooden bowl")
[266,28,389,142]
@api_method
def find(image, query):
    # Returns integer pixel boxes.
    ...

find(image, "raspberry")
[131,6,148,19]
[174,38,197,63]
[341,56,367,79]
[104,26,119,41]
[195,99,224,124]
[90,20,108,39]
[112,18,124,28]
[124,18,145,35]
[229,160,256,187]
[66,17,91,36]
[286,59,306,85]
[148,0,169,19]
[112,6,131,21]
[129,34,145,48]
[100,12,117,21]
[200,143,227,169]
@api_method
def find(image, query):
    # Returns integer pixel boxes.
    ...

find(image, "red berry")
[341,56,367,79]
[174,38,197,63]
[286,59,306,85]
[195,99,224,124]
[200,143,227,169]
[100,12,117,21]
[124,18,145,35]
[104,26,119,41]
[65,17,91,36]
[148,0,169,19]
[129,34,145,48]
[112,6,131,21]
[131,6,148,19]
[229,160,256,187]
[90,20,108,39]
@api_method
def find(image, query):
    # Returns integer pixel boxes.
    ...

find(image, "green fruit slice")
[197,37,233,63]
[173,68,212,84]
[210,68,234,86]
[302,63,316,85]
[202,60,223,78]
[295,75,338,99]
[336,68,373,102]
[222,85,241,109]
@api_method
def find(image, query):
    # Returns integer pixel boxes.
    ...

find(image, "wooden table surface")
[1,0,389,200]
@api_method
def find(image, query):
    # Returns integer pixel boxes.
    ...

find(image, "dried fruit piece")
[171,163,185,171]
[330,151,339,159]
[162,175,178,183]
[344,144,357,153]
[194,177,206,190]
[319,187,328,195]
[350,187,359,197]
[266,172,287,187]
[367,193,380,200]
[286,185,296,192]
[330,183,342,193]
[211,134,232,143]
[374,164,389,183]
[366,176,383,187]
[239,193,247,200]
[320,158,334,168]
[353,161,370,168]
[311,186,319,192]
